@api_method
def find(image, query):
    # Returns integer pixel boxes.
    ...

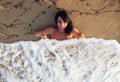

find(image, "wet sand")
[0,0,120,43]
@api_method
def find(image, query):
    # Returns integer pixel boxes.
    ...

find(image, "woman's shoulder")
[34,26,56,36]
[72,27,80,33]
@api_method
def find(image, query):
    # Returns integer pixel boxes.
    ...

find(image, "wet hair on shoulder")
[55,10,73,34]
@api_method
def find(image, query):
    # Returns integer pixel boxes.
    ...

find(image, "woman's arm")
[34,27,55,38]
[72,28,85,39]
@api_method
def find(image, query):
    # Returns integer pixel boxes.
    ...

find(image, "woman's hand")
[77,32,85,39]
[34,32,47,39]
[40,32,47,39]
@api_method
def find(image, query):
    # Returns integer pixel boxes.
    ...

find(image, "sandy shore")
[0,0,120,43]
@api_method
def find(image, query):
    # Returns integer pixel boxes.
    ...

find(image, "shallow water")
[0,38,120,82]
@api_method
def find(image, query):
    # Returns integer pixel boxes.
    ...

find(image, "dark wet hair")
[55,10,73,34]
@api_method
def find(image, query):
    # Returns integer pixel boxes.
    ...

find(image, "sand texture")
[0,0,120,43]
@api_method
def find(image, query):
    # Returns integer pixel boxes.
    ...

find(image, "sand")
[0,0,120,43]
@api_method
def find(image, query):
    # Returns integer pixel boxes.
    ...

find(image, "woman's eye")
[58,21,62,23]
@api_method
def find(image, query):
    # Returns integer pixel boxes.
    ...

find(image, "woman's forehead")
[58,16,62,19]
[58,16,63,20]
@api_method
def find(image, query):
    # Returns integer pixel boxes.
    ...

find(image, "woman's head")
[55,10,73,34]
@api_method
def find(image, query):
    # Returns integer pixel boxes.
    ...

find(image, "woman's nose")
[61,21,65,25]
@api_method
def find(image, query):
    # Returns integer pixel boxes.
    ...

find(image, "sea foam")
[0,38,120,82]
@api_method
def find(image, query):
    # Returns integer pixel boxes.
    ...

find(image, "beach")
[0,0,120,82]
[0,0,120,43]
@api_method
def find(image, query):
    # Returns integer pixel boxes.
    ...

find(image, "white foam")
[0,38,120,82]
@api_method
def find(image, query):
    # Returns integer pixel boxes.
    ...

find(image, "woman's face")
[57,16,68,30]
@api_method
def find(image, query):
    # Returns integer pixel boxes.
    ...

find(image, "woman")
[34,10,85,40]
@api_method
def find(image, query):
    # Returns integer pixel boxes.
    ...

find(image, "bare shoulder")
[34,26,56,37]
[45,26,56,30]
